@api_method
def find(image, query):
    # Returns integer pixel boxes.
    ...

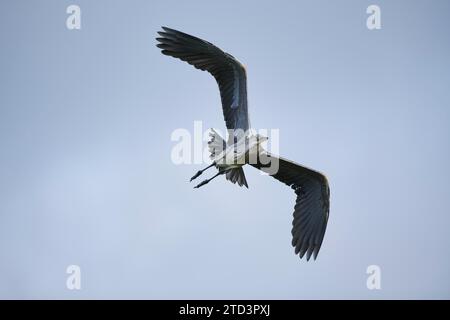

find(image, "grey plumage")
[250,153,329,261]
[156,26,249,139]
[156,27,330,261]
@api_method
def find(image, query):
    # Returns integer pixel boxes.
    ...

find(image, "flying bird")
[156,27,330,261]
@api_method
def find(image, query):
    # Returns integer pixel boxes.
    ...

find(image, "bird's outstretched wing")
[156,27,249,139]
[250,153,330,261]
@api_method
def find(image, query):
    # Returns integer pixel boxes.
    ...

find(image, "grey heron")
[156,27,330,261]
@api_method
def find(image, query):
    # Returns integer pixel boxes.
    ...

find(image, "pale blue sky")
[1,0,449,299]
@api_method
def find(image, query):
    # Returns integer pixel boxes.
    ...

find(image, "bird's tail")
[225,167,248,188]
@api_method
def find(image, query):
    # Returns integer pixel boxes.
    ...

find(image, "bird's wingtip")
[161,26,174,33]
[158,26,170,35]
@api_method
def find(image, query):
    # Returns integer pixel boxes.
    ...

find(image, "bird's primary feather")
[250,153,330,261]
[156,26,249,143]
[157,27,330,261]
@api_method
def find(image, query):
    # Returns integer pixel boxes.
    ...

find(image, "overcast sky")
[1,0,449,299]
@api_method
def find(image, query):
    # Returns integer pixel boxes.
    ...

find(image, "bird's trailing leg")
[190,162,215,182]
[193,170,226,189]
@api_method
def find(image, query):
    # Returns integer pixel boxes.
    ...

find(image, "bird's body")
[157,27,330,261]
[211,133,267,169]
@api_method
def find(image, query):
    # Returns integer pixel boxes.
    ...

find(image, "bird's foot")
[193,179,209,189]
[190,170,203,182]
